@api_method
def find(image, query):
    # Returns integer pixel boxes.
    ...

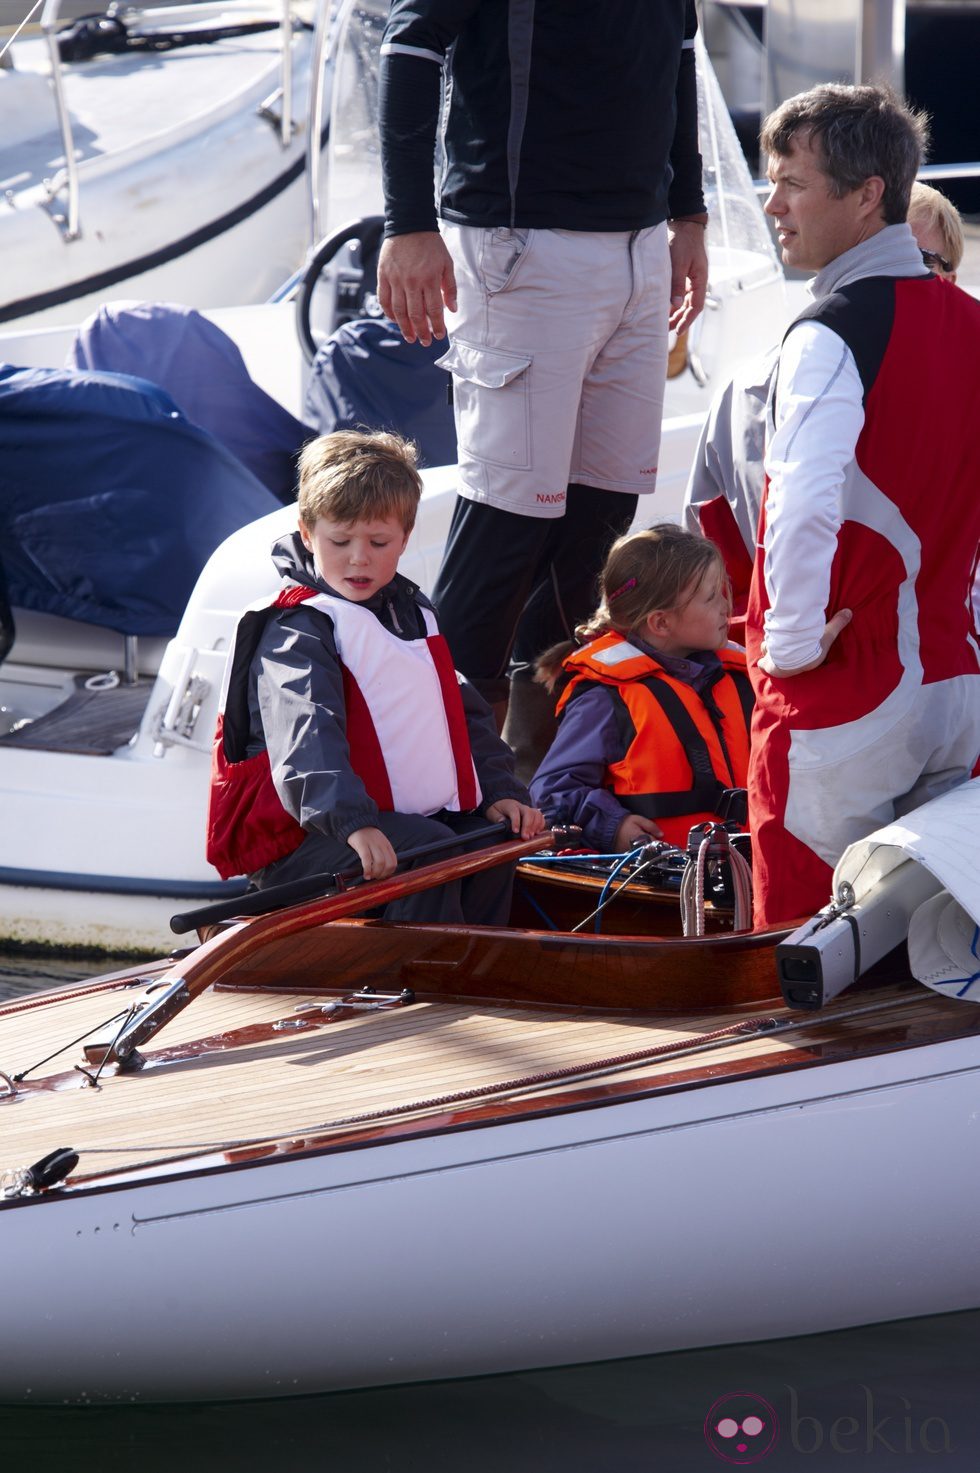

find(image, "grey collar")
[808,223,928,299]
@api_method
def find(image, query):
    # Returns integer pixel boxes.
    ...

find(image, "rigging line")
[11,1009,132,1082]
[0,0,43,62]
[570,854,659,934]
[68,993,925,1167]
[89,1005,141,1087]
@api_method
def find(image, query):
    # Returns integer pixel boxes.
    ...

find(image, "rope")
[569,854,660,934]
[680,826,753,937]
[10,1008,133,1083]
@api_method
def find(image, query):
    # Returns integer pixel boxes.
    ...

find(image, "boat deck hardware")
[291,986,416,1019]
[777,858,944,1010]
[1,1146,78,1199]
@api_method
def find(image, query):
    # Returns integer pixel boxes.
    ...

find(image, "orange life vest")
[557,633,752,847]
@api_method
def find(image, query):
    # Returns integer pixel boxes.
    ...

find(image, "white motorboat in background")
[0,32,790,953]
[0,0,350,329]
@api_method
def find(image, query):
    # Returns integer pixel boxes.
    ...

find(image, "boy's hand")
[614,814,663,852]
[347,826,399,880]
[486,799,547,839]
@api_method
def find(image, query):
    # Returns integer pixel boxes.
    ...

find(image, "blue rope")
[593,847,645,935]
[513,877,560,931]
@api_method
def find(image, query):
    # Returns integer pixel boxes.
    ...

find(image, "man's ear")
[298,518,313,550]
[859,174,886,219]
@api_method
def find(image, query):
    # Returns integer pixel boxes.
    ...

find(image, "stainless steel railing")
[38,0,300,243]
[753,161,980,196]
[304,0,355,246]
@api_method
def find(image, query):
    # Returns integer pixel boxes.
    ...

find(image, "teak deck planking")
[1,965,977,1188]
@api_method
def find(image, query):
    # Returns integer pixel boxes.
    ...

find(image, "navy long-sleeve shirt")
[380,0,704,235]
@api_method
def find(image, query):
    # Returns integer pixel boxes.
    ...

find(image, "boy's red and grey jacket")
[206,538,526,879]
[555,633,752,848]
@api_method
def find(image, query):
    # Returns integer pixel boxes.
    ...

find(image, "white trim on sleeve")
[380,42,445,65]
[762,321,865,672]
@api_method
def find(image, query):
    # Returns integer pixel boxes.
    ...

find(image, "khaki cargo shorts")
[437,222,671,518]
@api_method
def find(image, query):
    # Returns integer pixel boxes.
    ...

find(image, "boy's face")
[299,514,409,601]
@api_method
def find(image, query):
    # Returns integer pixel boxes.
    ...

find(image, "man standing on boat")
[376,0,708,769]
[747,83,980,927]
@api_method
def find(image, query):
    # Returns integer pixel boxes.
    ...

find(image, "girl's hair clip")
[608,576,637,603]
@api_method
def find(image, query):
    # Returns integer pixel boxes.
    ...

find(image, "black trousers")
[254,810,515,926]
[430,484,638,705]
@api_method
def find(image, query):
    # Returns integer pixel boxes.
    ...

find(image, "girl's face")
[642,561,731,658]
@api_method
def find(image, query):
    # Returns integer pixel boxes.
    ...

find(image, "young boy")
[207,429,543,923]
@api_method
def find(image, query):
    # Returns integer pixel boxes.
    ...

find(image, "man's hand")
[667,219,709,334]
[377,232,458,346]
[347,826,399,881]
[485,799,547,839]
[759,608,853,678]
[614,813,664,852]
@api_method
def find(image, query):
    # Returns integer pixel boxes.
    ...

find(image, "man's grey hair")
[761,84,929,225]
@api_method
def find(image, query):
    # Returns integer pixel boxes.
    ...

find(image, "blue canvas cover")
[303,316,457,470]
[0,365,280,637]
[67,301,310,504]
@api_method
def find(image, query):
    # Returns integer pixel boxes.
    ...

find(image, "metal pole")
[860,0,906,94]
[40,0,80,240]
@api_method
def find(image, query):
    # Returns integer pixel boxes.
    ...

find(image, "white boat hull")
[0,16,330,330]
[3,1035,979,1403]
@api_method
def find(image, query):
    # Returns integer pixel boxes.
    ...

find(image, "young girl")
[529,524,752,853]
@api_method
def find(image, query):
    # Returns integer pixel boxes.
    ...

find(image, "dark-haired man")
[747,83,980,927]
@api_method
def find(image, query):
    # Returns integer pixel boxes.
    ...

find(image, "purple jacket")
[529,643,725,852]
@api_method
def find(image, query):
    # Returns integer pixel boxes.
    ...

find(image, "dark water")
[2,950,979,1471]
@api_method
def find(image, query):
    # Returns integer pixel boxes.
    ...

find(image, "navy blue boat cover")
[0,365,281,637]
[304,316,457,470]
[68,301,310,503]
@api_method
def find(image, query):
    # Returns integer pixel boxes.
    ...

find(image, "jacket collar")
[808,222,928,300]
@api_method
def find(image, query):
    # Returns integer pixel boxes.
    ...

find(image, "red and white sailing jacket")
[206,585,481,879]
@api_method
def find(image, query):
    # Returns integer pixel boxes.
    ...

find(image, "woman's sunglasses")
[921,248,954,275]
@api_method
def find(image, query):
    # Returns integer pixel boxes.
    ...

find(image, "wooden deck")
[2,966,977,1189]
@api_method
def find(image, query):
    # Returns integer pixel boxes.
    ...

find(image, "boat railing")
[304,0,357,246]
[753,161,980,195]
[39,0,302,242]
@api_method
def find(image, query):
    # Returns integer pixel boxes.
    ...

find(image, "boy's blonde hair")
[297,430,423,533]
[536,524,727,690]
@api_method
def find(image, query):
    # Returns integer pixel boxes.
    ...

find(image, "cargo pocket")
[436,340,533,471]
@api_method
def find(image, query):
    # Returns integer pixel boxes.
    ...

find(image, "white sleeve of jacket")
[761,320,865,672]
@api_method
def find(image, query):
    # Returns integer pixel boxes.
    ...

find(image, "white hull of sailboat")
[1,1033,978,1403]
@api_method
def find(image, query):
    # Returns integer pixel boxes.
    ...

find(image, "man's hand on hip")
[377,232,458,347]
[760,608,853,679]
[667,219,709,334]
